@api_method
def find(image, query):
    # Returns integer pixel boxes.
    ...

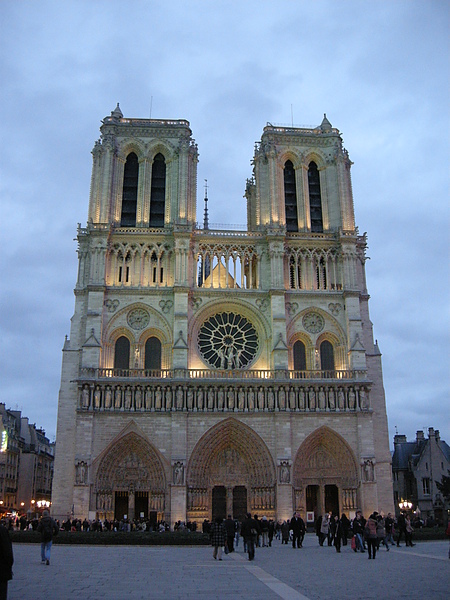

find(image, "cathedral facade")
[52,105,394,526]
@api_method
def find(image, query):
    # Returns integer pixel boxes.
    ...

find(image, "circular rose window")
[198,312,259,369]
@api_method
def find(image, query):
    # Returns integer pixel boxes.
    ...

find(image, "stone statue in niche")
[348,388,356,410]
[114,387,122,409]
[76,461,87,485]
[176,386,184,410]
[278,387,286,410]
[338,388,345,410]
[165,387,172,411]
[362,459,375,482]
[207,387,214,410]
[227,388,235,410]
[238,388,245,411]
[187,388,194,410]
[217,388,224,410]
[82,385,90,408]
[173,462,184,485]
[318,387,326,410]
[289,388,296,410]
[279,461,290,484]
[124,386,132,410]
[248,388,255,410]
[135,387,142,410]
[328,388,335,410]
[359,388,369,410]
[94,386,101,409]
[197,387,204,410]
[155,386,162,410]
[308,388,316,410]
[104,386,112,409]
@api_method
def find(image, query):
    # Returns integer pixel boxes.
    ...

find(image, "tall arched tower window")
[293,340,307,371]
[284,160,298,232]
[121,153,139,227]
[320,340,335,370]
[150,153,166,227]
[114,336,130,370]
[308,162,323,233]
[145,337,162,370]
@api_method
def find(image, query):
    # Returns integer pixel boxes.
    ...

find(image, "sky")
[1,0,448,447]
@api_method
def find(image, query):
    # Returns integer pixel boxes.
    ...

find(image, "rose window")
[198,312,259,369]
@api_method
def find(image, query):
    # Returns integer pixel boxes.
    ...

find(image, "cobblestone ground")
[9,534,449,600]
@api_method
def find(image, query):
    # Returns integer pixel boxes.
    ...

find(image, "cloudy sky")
[1,1,448,447]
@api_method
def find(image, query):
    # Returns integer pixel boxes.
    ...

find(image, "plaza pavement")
[9,534,449,600]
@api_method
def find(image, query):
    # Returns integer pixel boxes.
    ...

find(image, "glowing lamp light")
[398,499,413,511]
[1,431,7,452]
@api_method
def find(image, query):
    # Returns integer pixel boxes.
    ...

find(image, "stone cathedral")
[52,104,394,526]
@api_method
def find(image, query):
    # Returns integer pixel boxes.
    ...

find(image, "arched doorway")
[94,431,166,522]
[187,418,276,524]
[293,426,358,520]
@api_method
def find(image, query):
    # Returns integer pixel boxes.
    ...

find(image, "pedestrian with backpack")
[37,510,58,565]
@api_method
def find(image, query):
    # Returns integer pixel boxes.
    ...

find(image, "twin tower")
[52,105,393,526]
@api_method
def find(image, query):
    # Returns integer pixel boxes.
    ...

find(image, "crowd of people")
[207,509,425,562]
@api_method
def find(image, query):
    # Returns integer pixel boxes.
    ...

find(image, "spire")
[203,179,209,231]
[111,103,123,120]
[320,113,332,132]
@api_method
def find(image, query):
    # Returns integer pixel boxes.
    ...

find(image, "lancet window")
[107,243,170,287]
[121,153,139,227]
[145,337,162,371]
[293,340,307,371]
[114,336,130,370]
[149,153,166,227]
[320,340,335,370]
[308,162,323,233]
[284,160,298,232]
[287,248,341,291]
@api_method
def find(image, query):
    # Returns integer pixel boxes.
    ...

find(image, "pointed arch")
[120,152,139,227]
[293,426,358,488]
[150,153,166,227]
[187,418,276,488]
[94,429,166,494]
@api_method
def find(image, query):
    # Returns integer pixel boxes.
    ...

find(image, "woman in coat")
[210,517,227,560]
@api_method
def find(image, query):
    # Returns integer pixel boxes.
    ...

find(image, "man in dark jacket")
[0,520,13,600]
[224,515,236,552]
[290,512,306,548]
[37,510,59,566]
[240,513,259,561]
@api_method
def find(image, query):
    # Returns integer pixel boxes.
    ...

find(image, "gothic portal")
[52,106,394,525]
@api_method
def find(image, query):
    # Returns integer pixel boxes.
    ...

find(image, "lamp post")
[398,499,413,512]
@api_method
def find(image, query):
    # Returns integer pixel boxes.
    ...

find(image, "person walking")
[405,515,415,547]
[365,513,378,559]
[290,512,305,548]
[333,515,342,553]
[376,514,389,551]
[352,510,366,553]
[224,515,235,553]
[260,516,269,547]
[210,517,227,560]
[340,513,350,546]
[385,512,395,546]
[396,511,407,547]
[37,510,58,566]
[0,520,13,600]
[281,520,290,545]
[319,513,330,547]
[240,513,258,561]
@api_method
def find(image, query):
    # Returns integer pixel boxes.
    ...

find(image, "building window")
[114,336,130,370]
[293,340,306,371]
[308,161,323,233]
[150,153,166,227]
[422,478,430,495]
[145,337,162,371]
[121,153,139,227]
[320,340,335,370]
[284,160,298,232]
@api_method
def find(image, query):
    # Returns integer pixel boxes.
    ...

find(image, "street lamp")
[399,499,413,511]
